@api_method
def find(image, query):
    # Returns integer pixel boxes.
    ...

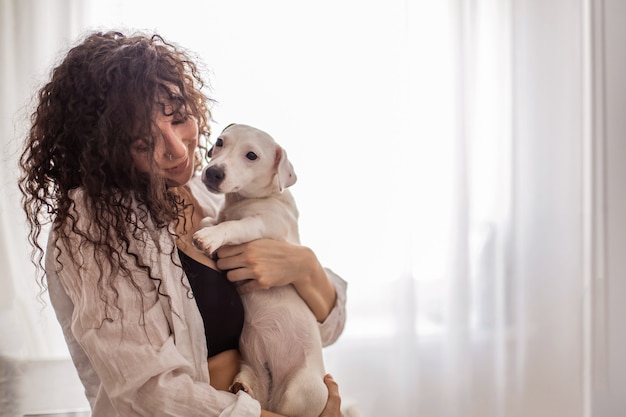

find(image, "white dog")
[193,124,327,417]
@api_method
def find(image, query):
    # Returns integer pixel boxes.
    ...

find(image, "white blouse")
[46,176,347,417]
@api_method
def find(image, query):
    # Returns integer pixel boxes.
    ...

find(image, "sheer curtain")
[0,0,598,416]
[0,0,88,359]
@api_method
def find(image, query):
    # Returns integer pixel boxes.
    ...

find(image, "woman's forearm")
[291,246,337,322]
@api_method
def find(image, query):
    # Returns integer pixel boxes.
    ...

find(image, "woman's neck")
[170,185,218,269]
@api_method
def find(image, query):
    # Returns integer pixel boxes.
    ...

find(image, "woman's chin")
[165,170,195,188]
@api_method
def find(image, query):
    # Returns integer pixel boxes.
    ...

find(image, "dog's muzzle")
[202,165,225,191]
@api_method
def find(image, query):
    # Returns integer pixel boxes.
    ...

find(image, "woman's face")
[131,103,199,188]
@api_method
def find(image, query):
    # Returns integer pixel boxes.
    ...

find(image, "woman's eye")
[132,141,150,154]
[216,138,224,147]
[172,115,189,125]
[246,152,258,161]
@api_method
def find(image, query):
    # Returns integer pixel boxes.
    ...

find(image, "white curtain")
[0,0,87,359]
[0,0,597,416]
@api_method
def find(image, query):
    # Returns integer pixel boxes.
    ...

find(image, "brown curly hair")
[19,31,212,307]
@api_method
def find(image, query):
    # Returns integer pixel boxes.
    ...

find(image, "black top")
[177,249,244,358]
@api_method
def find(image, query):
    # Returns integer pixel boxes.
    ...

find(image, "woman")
[19,31,346,417]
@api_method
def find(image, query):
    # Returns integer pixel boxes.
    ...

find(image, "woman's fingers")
[214,244,245,270]
[232,277,264,293]
[215,239,308,288]
[214,243,245,259]
[320,374,343,417]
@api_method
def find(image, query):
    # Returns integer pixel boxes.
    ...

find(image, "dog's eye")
[246,152,258,161]
[216,138,224,147]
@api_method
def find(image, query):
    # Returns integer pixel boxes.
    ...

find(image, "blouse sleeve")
[318,269,348,347]
[47,199,261,417]
[47,261,101,409]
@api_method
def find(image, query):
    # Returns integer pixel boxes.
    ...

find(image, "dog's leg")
[193,214,290,255]
[230,328,271,408]
[193,217,265,255]
[243,287,327,416]
[229,362,269,407]
[275,367,328,417]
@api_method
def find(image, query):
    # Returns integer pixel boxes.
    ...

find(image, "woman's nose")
[159,127,187,161]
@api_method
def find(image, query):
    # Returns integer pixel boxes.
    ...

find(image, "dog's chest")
[240,284,316,340]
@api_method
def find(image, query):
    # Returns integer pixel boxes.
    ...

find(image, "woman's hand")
[215,239,337,322]
[320,374,343,417]
[215,239,311,289]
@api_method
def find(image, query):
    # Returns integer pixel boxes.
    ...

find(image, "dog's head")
[201,124,297,198]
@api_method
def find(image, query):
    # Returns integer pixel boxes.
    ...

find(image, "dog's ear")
[207,124,235,159]
[275,146,297,191]
[221,123,237,134]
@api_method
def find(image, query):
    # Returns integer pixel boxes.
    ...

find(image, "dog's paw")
[229,380,255,398]
[198,217,215,229]
[192,227,225,256]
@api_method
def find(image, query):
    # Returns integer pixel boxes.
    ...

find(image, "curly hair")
[19,31,212,309]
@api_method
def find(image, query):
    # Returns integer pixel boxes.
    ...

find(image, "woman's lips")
[164,156,189,174]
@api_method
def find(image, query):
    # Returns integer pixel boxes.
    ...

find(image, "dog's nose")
[203,165,225,187]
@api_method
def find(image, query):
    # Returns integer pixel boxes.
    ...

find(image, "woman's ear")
[275,146,297,191]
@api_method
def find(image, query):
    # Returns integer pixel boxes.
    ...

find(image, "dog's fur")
[193,124,327,417]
